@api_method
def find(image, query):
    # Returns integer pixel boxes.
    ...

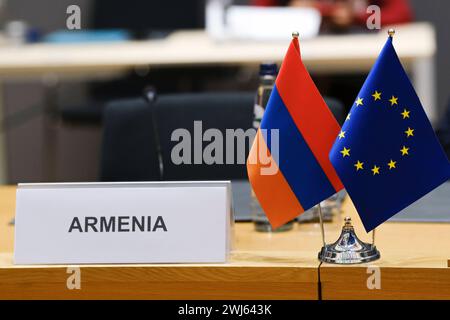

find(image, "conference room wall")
[3,0,95,183]
[2,80,101,183]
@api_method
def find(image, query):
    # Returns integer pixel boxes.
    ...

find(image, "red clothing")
[251,0,413,25]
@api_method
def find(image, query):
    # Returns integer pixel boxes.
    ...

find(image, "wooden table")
[0,186,320,300]
[1,186,449,300]
[320,199,450,300]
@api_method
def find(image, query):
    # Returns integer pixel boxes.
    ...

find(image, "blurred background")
[0,0,448,185]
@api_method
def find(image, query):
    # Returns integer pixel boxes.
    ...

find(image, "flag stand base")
[318,217,380,264]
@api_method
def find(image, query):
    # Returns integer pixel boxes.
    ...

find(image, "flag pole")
[292,31,327,248]
[388,28,395,38]
[317,203,326,247]
[373,27,392,247]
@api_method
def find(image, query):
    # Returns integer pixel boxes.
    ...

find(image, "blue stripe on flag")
[260,87,336,210]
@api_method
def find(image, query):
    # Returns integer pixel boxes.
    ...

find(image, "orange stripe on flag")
[247,130,304,229]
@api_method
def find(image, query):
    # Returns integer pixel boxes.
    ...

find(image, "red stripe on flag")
[276,38,343,192]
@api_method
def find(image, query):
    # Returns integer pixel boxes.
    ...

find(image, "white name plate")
[14,181,232,265]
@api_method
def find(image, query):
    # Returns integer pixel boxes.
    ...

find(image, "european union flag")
[329,35,450,232]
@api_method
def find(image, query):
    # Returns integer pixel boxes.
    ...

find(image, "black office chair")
[101,92,255,181]
[155,92,255,180]
[100,92,345,181]
[101,98,161,181]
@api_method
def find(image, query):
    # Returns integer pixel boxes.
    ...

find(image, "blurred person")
[252,0,415,113]
[252,0,413,31]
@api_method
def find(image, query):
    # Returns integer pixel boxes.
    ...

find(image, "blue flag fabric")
[329,36,450,232]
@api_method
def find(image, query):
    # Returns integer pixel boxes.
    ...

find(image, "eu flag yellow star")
[340,147,350,157]
[389,96,398,106]
[355,97,363,106]
[387,159,396,169]
[400,146,409,156]
[371,165,380,175]
[338,130,346,139]
[405,127,414,137]
[401,109,410,119]
[346,113,351,121]
[372,90,382,101]
[354,160,364,171]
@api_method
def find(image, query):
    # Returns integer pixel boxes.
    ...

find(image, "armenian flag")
[247,35,343,229]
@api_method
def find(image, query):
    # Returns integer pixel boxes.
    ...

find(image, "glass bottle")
[251,62,294,232]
